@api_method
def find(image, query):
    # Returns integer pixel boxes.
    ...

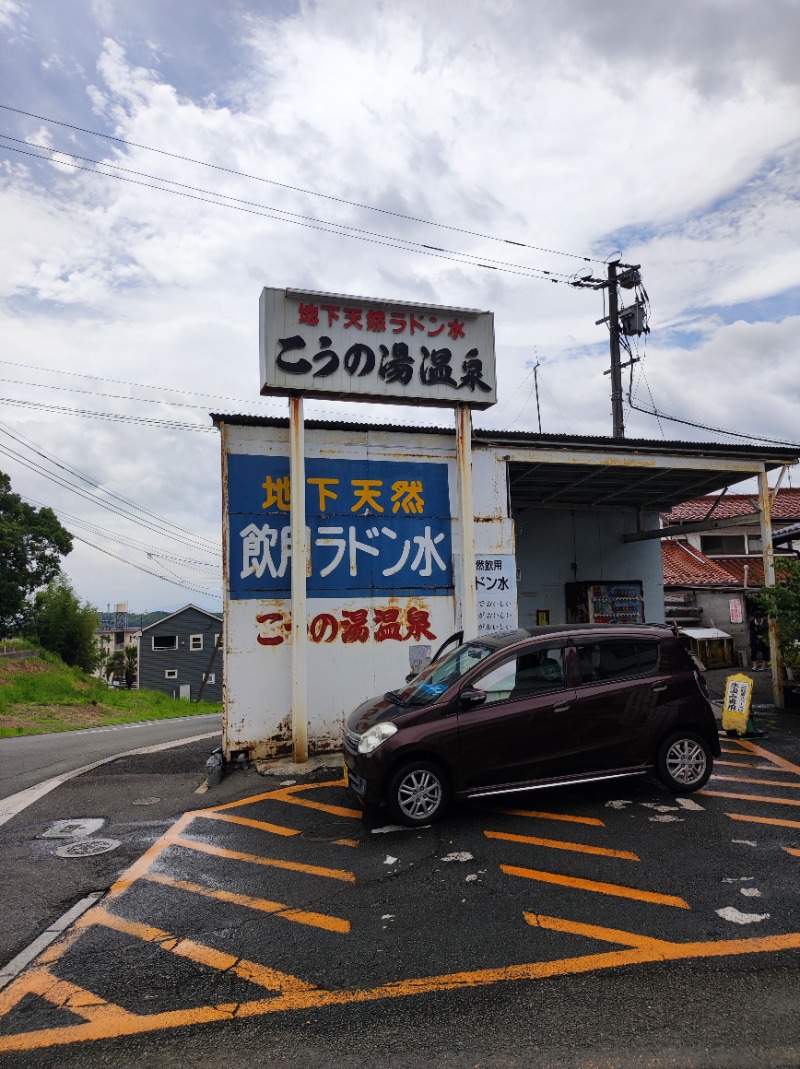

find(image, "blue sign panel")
[228,455,452,599]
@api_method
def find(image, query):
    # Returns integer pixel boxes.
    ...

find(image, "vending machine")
[565,581,644,625]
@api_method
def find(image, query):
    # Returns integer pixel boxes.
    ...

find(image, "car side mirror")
[459,686,486,709]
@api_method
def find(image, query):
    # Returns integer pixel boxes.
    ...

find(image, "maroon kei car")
[343,624,720,826]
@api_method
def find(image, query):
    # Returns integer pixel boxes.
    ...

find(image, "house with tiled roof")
[660,488,800,665]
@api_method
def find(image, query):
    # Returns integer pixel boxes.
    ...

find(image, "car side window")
[472,648,566,705]
[576,640,659,684]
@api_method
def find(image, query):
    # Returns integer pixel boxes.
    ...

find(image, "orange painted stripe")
[734,740,800,778]
[712,775,800,790]
[501,864,690,909]
[485,830,639,861]
[525,913,672,951]
[333,839,360,848]
[783,846,800,857]
[715,760,775,769]
[492,807,604,827]
[106,810,196,899]
[195,810,301,836]
[143,872,350,933]
[700,790,800,808]
[172,835,356,881]
[6,928,800,1053]
[257,791,362,819]
[92,908,316,992]
[210,779,351,813]
[726,811,800,829]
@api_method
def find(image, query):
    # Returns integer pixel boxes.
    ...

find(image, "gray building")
[138,605,223,702]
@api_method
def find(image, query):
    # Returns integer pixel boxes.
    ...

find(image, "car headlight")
[357,721,398,754]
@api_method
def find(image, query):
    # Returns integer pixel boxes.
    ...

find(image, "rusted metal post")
[289,395,308,761]
[456,404,477,639]
[758,470,784,709]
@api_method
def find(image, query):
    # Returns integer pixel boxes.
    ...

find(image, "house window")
[153,635,178,650]
[165,669,178,679]
[190,634,204,651]
[206,674,215,685]
[747,535,763,554]
[700,535,746,556]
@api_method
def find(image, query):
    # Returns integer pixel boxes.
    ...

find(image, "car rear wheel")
[656,731,713,792]
[387,760,450,826]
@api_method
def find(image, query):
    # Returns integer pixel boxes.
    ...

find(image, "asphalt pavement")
[0,712,222,802]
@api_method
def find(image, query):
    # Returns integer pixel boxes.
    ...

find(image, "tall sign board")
[259,288,496,409]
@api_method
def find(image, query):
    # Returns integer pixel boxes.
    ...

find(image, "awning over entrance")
[481,433,797,513]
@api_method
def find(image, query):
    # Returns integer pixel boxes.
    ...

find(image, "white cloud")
[1,0,799,609]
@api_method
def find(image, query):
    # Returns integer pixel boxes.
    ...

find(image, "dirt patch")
[1,703,122,731]
[0,658,48,682]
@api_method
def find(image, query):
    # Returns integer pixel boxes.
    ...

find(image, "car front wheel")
[387,760,450,826]
[656,731,713,792]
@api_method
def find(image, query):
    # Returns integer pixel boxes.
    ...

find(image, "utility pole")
[607,261,624,439]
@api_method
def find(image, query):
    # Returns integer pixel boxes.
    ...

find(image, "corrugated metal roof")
[210,413,799,461]
[211,414,798,513]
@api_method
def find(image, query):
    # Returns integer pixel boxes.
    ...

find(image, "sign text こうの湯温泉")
[228,454,453,599]
[259,288,496,409]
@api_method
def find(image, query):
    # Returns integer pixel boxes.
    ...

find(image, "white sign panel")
[476,555,518,632]
[259,287,496,409]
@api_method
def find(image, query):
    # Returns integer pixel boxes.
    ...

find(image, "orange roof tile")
[663,487,800,525]
[662,541,740,586]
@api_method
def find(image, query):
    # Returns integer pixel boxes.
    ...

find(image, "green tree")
[0,471,73,634]
[123,645,138,689]
[25,575,101,673]
[752,559,800,675]
[105,649,126,683]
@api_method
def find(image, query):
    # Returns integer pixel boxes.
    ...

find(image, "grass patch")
[0,650,221,736]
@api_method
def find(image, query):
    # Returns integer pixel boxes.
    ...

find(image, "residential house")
[661,488,800,666]
[138,605,223,701]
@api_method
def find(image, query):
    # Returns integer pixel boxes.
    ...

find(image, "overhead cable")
[0,103,606,265]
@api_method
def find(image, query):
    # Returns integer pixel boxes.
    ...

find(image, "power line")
[70,533,221,600]
[1,139,593,288]
[0,103,607,266]
[627,399,800,449]
[4,133,587,283]
[0,439,220,554]
[0,418,219,548]
[24,497,218,569]
[0,395,215,432]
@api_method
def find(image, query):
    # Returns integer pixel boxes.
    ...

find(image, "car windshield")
[388,642,495,706]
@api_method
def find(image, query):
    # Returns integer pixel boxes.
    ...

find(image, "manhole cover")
[40,818,106,839]
[55,838,121,858]
[132,797,161,806]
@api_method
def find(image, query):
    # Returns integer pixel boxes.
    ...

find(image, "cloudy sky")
[1,0,799,615]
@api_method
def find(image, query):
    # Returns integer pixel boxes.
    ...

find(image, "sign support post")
[456,404,477,639]
[758,469,784,710]
[289,395,308,762]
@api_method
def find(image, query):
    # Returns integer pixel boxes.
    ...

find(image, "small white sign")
[729,598,743,624]
[476,555,518,632]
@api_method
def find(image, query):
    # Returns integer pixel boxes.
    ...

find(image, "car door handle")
[651,683,668,693]
[552,702,571,713]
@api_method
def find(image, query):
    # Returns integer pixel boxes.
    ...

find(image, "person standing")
[749,613,769,671]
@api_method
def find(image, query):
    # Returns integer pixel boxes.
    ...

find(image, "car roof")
[475,623,673,651]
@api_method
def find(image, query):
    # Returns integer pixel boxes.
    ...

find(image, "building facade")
[138,606,223,702]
